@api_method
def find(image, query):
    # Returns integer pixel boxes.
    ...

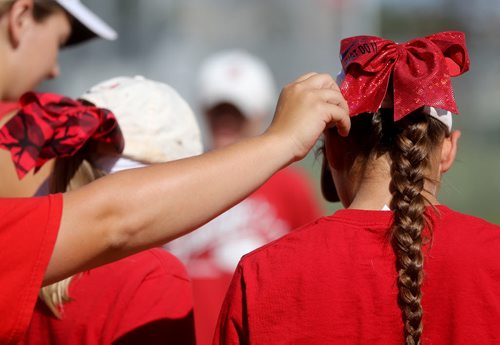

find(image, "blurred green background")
[43,0,500,224]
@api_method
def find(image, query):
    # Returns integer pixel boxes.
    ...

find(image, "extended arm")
[44,73,350,285]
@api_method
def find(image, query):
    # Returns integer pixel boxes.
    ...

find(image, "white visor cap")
[55,0,117,46]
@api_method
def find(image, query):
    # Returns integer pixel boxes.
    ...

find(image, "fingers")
[309,88,350,136]
[321,103,351,137]
[295,73,340,91]
[314,88,349,114]
[330,80,341,92]
[295,72,318,83]
[268,72,351,160]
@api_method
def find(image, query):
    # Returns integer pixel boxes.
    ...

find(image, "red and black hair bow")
[339,31,470,120]
[0,92,124,179]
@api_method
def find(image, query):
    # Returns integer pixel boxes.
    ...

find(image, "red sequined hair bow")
[0,92,124,179]
[339,31,470,120]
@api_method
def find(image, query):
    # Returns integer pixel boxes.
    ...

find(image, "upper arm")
[43,179,119,285]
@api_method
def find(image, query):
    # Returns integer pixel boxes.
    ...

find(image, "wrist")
[258,130,298,168]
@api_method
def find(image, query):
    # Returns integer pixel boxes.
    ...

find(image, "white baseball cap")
[80,76,203,164]
[197,50,277,119]
[55,0,117,46]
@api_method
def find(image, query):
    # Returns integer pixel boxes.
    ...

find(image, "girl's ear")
[7,0,34,48]
[439,130,461,174]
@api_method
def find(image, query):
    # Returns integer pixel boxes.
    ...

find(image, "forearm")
[45,132,292,284]
[102,132,293,247]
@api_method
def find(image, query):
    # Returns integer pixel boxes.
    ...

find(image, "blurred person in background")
[214,32,500,345]
[167,50,324,345]
[0,0,116,198]
[0,70,351,344]
[20,76,199,345]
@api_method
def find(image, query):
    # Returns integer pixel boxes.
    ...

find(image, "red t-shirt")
[0,194,62,345]
[168,166,323,345]
[21,248,195,345]
[215,205,500,344]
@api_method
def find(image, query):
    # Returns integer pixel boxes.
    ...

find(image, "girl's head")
[323,32,469,344]
[323,108,460,209]
[0,0,116,101]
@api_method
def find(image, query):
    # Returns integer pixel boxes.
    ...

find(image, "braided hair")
[325,109,449,344]
[380,110,448,344]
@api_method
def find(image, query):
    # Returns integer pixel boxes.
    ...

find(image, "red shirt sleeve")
[0,194,62,344]
[213,264,248,345]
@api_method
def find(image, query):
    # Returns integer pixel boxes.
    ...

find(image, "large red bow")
[339,31,470,120]
[0,92,124,179]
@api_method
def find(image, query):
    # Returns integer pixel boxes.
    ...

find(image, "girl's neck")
[346,158,440,211]
[347,173,392,210]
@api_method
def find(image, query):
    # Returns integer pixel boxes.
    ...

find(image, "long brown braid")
[325,109,448,344]
[384,110,448,345]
